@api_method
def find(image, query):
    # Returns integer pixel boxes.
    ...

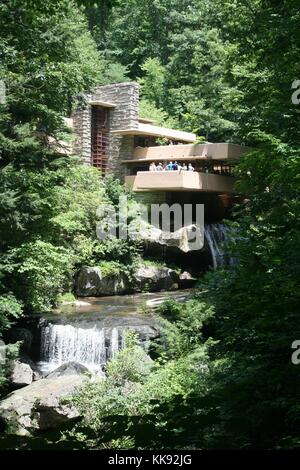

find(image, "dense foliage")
[70,0,299,449]
[0,0,299,451]
[0,0,140,389]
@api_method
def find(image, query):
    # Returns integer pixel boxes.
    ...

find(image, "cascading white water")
[110,327,119,359]
[205,222,237,269]
[40,323,121,374]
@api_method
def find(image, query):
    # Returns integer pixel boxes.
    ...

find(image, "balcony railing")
[127,143,250,162]
[125,170,237,194]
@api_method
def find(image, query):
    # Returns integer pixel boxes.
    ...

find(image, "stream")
[33,222,233,376]
[37,290,192,375]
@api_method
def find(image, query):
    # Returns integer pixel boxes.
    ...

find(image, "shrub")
[0,294,23,331]
[12,240,74,313]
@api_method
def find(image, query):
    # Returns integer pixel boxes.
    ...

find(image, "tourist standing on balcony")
[166,161,173,170]
[156,162,164,171]
[149,162,156,171]
[172,161,178,170]
[182,163,188,171]
[188,163,195,171]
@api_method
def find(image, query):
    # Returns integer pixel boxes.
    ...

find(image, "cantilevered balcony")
[125,171,237,194]
[123,143,250,164]
[111,124,197,143]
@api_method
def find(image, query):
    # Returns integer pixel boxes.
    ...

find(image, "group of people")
[149,161,195,172]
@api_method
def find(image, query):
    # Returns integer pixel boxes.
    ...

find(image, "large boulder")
[178,270,197,288]
[46,362,90,379]
[144,224,204,253]
[0,374,87,435]
[124,324,159,343]
[133,265,179,292]
[19,353,42,381]
[75,265,180,296]
[75,267,128,296]
[9,360,34,389]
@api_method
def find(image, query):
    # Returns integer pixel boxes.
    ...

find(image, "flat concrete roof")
[138,117,156,124]
[111,123,197,143]
[122,156,210,164]
[88,100,116,108]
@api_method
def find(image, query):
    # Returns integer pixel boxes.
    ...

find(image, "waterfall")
[205,222,237,269]
[110,327,119,359]
[40,323,123,374]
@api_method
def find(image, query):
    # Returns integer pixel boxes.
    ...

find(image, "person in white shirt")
[188,163,195,171]
[149,162,156,172]
[156,162,163,171]
[182,163,187,170]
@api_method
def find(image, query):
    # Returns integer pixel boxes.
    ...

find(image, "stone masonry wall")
[72,95,92,165]
[72,82,139,180]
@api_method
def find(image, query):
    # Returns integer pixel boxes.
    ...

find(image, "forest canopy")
[0,0,299,451]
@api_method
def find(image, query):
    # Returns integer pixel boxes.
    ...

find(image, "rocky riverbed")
[0,288,192,435]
